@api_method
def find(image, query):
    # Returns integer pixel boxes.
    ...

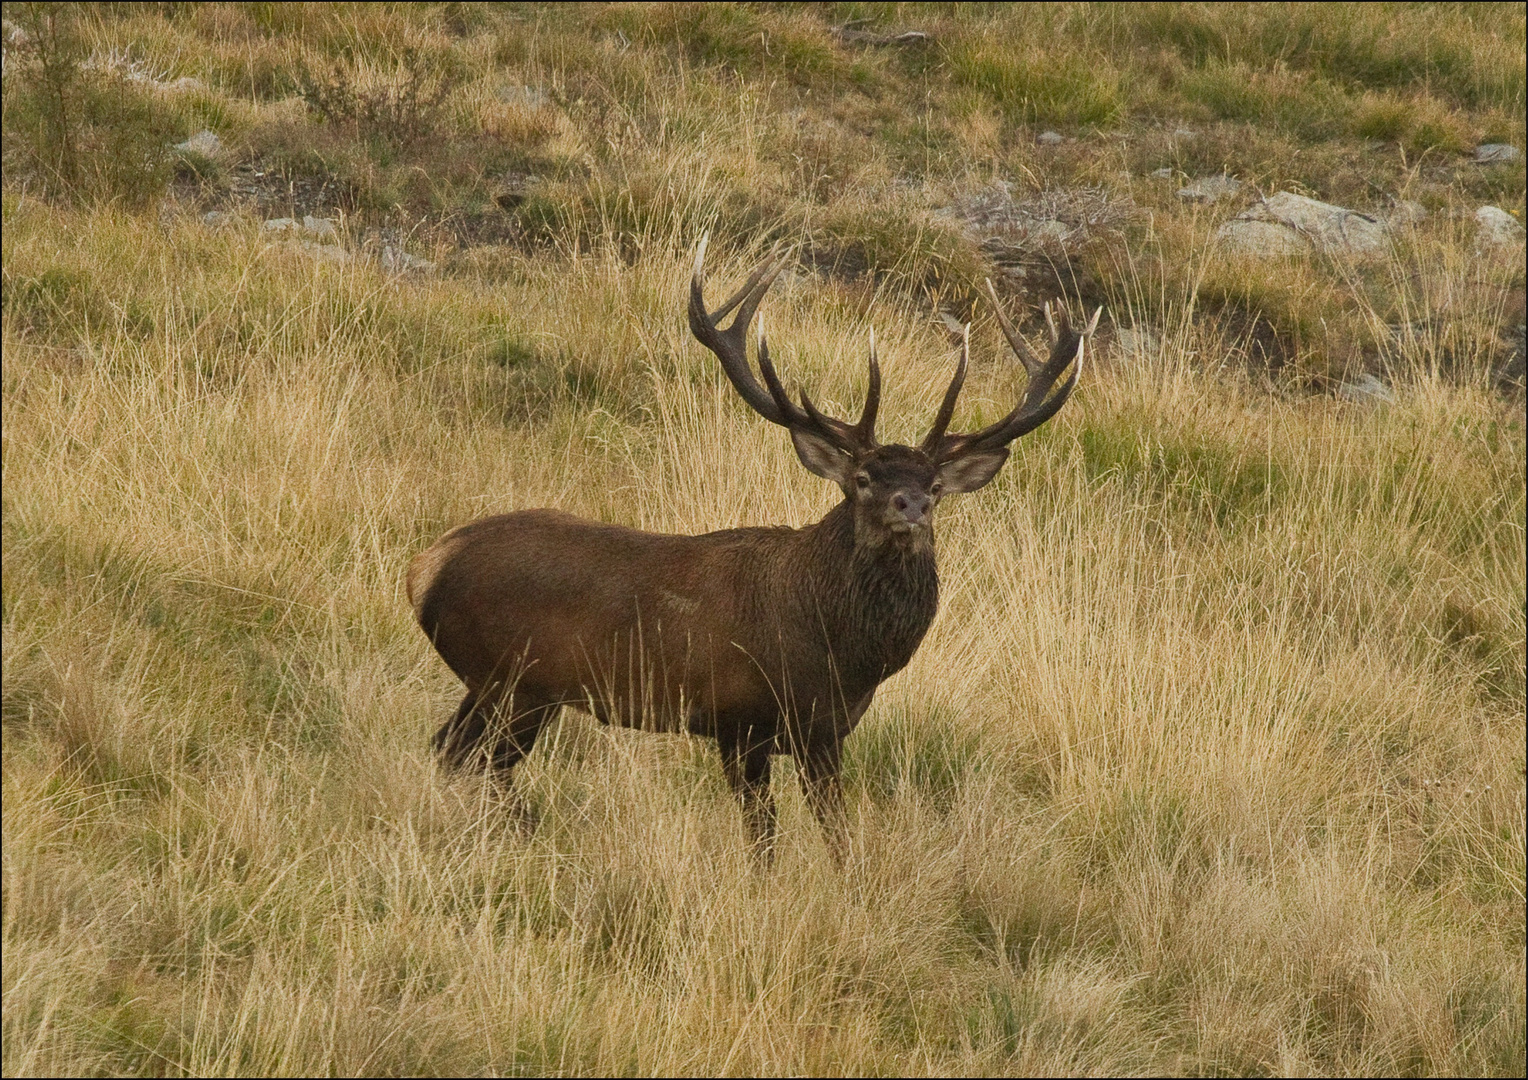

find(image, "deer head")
[689,236,1102,551]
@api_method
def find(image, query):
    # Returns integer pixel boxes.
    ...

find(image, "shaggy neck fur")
[800,500,940,690]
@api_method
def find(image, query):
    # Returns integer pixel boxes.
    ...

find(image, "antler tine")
[693,233,788,323]
[758,306,869,449]
[920,322,968,453]
[984,279,1044,375]
[798,387,859,446]
[758,312,865,448]
[932,300,1101,462]
[986,326,1086,445]
[690,234,878,453]
[689,235,793,427]
[755,313,809,426]
[855,327,881,444]
[718,251,788,326]
[774,325,877,449]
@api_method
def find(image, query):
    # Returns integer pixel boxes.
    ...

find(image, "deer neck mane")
[804,500,940,686]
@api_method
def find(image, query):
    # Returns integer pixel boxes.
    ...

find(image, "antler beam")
[690,235,880,453]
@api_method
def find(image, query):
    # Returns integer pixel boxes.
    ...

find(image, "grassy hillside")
[3,4,1525,1075]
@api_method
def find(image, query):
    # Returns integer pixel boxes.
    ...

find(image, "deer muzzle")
[887,491,932,531]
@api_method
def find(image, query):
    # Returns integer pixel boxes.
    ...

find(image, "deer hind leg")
[434,686,559,834]
[434,689,495,768]
[484,700,561,776]
[717,725,776,864]
[434,685,559,777]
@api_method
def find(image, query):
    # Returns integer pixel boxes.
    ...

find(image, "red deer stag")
[408,237,1100,861]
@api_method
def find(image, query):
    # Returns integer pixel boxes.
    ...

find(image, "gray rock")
[201,210,232,228]
[380,244,436,274]
[1150,167,1175,180]
[1264,191,1387,254]
[834,26,931,46]
[1385,199,1427,226]
[496,84,548,108]
[1474,143,1522,164]
[1215,218,1310,257]
[300,241,352,265]
[1231,192,1388,257]
[1336,374,1395,404]
[174,129,220,156]
[1177,175,1242,204]
[1474,205,1525,249]
[262,217,299,232]
[941,184,1131,255]
[1027,219,1070,244]
[1498,323,1525,388]
[1172,127,1196,139]
[1114,326,1160,359]
[1037,130,1063,145]
[937,311,965,335]
[301,215,338,240]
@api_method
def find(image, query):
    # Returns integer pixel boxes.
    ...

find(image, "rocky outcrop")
[1474,144,1522,164]
[1176,175,1241,204]
[1216,192,1387,258]
[1474,206,1526,250]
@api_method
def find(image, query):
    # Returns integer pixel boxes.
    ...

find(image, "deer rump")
[407,507,917,752]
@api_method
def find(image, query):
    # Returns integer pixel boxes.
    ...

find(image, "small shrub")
[1,265,155,342]
[601,3,843,84]
[1,4,179,207]
[1078,418,1284,532]
[296,47,458,149]
[1353,93,1412,143]
[1179,61,1353,141]
[814,199,989,302]
[1403,97,1472,155]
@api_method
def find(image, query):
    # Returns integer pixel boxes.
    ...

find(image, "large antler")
[690,234,879,453]
[922,281,1101,461]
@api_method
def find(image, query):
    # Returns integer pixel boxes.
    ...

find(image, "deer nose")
[892,492,930,523]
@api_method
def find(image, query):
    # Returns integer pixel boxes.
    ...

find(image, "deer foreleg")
[798,740,848,865]
[717,725,776,863]
[796,691,872,865]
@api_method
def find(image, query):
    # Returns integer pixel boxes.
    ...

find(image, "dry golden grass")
[2,3,1525,1075]
[2,193,1523,1075]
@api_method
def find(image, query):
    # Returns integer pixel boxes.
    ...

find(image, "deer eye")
[855,473,871,490]
[930,481,943,497]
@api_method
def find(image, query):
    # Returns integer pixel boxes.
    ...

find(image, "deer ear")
[936,448,1010,494]
[790,428,856,488]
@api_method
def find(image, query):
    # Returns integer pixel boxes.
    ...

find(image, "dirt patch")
[181,159,356,222]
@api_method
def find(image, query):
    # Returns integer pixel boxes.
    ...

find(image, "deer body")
[410,500,936,747]
[411,240,1098,860]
